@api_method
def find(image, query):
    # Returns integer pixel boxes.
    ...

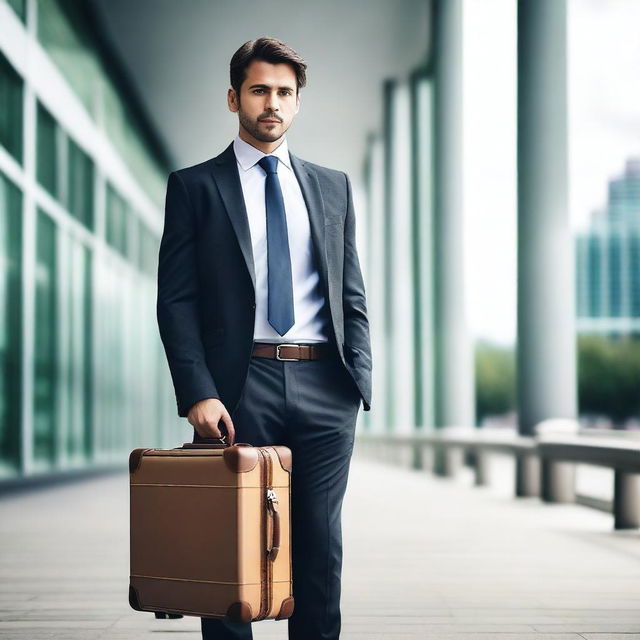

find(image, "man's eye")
[252,89,291,96]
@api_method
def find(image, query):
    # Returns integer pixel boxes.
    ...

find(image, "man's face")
[228,59,300,143]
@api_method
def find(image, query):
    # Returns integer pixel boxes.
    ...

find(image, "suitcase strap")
[266,488,280,562]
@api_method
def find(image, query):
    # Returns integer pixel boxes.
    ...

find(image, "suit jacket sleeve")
[342,171,373,376]
[157,171,220,417]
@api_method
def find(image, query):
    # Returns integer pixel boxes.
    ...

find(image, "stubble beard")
[238,108,287,144]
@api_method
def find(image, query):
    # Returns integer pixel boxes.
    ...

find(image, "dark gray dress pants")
[198,347,361,640]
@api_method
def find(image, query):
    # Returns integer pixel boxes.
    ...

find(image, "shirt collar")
[233,134,292,172]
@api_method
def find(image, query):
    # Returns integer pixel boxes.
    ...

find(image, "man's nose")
[265,91,280,112]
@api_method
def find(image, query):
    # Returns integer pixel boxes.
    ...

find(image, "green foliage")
[475,340,516,425]
[473,335,640,429]
[577,334,640,426]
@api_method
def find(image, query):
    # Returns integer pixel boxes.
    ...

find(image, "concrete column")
[474,449,490,486]
[540,458,576,503]
[382,81,395,433]
[613,471,640,530]
[389,81,416,434]
[433,0,475,430]
[444,446,464,478]
[515,452,540,497]
[516,0,577,440]
[411,71,436,433]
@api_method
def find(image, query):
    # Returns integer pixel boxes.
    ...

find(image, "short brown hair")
[230,37,307,99]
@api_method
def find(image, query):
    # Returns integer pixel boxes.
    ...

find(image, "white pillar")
[364,134,388,434]
[412,71,436,432]
[433,0,475,429]
[389,81,416,433]
[517,0,577,434]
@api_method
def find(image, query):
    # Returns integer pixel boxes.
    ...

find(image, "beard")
[238,108,287,143]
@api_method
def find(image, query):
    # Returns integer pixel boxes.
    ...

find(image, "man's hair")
[230,37,307,99]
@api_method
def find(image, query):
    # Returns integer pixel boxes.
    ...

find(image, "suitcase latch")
[266,488,279,508]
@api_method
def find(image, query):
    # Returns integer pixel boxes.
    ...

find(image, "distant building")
[576,158,640,337]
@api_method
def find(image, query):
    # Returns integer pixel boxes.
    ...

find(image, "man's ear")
[228,87,239,113]
[295,92,301,113]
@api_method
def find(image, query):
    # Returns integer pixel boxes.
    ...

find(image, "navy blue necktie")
[258,155,295,336]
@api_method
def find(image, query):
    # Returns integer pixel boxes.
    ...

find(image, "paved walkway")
[1,446,639,639]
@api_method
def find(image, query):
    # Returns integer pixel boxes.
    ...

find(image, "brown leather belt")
[252,342,332,361]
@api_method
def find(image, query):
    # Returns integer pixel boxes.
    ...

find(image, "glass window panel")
[65,237,92,463]
[36,101,58,199]
[0,51,23,164]
[33,209,57,469]
[587,235,602,317]
[0,172,22,477]
[105,183,127,256]
[139,223,159,278]
[67,137,94,229]
[125,210,137,262]
[608,233,622,317]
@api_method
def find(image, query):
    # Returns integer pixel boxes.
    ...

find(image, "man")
[156,36,372,640]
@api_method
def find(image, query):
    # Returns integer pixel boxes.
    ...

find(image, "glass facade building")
[576,158,640,337]
[0,0,179,482]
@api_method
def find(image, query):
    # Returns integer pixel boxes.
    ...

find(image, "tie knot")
[258,155,278,175]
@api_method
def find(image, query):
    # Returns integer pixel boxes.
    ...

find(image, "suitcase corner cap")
[223,445,259,473]
[275,596,295,620]
[129,584,144,611]
[226,600,253,622]
[129,448,153,474]
[271,446,292,472]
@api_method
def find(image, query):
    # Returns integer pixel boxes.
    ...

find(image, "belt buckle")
[276,343,300,361]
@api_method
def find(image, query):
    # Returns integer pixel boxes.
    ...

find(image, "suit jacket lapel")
[211,142,257,293]
[210,141,330,300]
[289,152,330,300]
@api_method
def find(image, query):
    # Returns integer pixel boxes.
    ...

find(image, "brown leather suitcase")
[128,440,294,622]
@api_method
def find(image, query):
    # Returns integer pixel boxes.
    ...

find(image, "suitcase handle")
[179,438,254,449]
[180,442,227,449]
[268,510,280,562]
[182,435,228,449]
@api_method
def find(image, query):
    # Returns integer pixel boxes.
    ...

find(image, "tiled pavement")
[0,445,639,639]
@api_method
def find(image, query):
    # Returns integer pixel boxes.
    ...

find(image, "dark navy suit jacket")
[156,141,372,418]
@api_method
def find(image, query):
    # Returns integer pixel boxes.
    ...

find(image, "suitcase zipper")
[266,449,273,618]
[265,449,275,618]
[258,448,267,620]
[258,447,279,620]
[258,448,273,619]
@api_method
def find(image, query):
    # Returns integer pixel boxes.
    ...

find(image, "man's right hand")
[187,398,236,445]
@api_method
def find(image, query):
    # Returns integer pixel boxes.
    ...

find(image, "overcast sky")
[462,0,640,346]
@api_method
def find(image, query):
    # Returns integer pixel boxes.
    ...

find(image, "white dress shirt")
[232,134,332,344]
